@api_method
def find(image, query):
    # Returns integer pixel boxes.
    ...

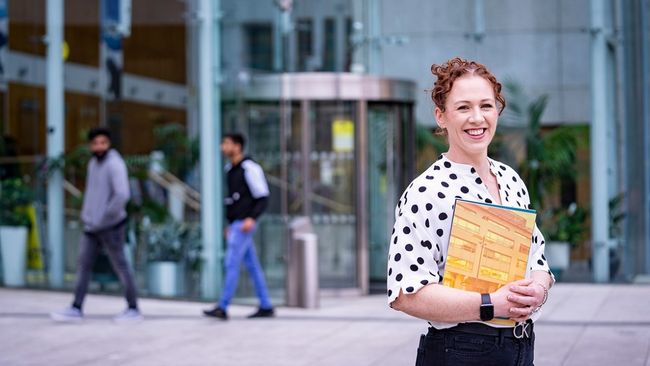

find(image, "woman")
[387,57,554,366]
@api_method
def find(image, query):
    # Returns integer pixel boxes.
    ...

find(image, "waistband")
[430,320,534,339]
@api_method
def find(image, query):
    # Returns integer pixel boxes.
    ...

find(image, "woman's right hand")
[491,278,533,318]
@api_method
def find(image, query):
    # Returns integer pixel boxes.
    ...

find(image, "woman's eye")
[457,105,469,110]
[481,104,494,109]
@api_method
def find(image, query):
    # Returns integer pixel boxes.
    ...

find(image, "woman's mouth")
[465,128,487,138]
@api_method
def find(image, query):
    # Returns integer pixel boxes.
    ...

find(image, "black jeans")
[415,326,535,366]
[72,221,138,310]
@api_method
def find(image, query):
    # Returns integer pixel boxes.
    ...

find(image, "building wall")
[217,0,592,126]
[378,0,591,127]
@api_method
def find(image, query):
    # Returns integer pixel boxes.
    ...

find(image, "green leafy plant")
[501,82,585,211]
[500,81,588,247]
[153,123,199,180]
[541,203,588,246]
[0,178,33,227]
[146,220,202,268]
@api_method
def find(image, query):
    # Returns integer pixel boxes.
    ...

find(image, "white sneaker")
[50,307,83,323]
[113,309,143,324]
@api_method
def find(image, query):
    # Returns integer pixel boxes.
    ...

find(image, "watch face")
[480,304,494,321]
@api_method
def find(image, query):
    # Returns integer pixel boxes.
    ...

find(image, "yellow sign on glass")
[332,119,354,152]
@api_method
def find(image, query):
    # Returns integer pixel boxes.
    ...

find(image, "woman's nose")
[468,107,484,123]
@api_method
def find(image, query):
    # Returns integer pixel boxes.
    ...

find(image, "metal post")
[356,100,369,294]
[590,0,610,282]
[300,100,311,216]
[46,0,65,288]
[198,0,223,299]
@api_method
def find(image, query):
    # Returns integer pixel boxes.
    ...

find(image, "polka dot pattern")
[387,154,554,321]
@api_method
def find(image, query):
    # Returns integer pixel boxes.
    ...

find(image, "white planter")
[545,241,571,272]
[0,226,29,287]
[147,261,183,297]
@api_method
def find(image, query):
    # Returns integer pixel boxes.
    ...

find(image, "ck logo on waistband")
[513,321,532,339]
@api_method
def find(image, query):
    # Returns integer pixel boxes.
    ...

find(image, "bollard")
[286,217,319,308]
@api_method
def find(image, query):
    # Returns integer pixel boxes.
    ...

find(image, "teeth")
[467,129,485,136]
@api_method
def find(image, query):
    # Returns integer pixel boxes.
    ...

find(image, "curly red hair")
[430,57,506,115]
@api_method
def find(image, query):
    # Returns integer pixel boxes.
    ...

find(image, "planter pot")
[546,241,571,280]
[0,226,29,287]
[147,261,184,297]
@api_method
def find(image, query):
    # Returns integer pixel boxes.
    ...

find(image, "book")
[442,199,537,326]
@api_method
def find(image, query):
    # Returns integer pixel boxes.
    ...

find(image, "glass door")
[311,101,357,288]
[368,104,400,285]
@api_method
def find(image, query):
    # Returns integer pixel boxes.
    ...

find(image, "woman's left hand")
[506,282,546,323]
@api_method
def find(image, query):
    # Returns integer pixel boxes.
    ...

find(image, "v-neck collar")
[439,154,504,205]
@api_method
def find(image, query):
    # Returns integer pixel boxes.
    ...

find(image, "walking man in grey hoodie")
[51,128,142,323]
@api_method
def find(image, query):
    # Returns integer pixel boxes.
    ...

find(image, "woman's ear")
[434,107,445,129]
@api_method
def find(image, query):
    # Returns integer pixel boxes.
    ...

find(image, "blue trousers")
[219,220,273,310]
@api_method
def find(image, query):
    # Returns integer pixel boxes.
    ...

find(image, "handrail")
[265,174,353,213]
[148,169,201,211]
[63,180,83,198]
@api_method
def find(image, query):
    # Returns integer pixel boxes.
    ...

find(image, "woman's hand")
[506,281,547,322]
[491,279,533,319]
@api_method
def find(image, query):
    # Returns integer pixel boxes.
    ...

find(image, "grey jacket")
[80,149,130,233]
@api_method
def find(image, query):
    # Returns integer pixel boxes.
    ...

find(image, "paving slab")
[0,284,649,366]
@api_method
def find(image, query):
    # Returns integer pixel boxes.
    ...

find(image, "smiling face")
[435,74,498,161]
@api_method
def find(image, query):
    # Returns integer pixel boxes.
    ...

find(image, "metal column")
[300,100,312,216]
[198,0,223,299]
[356,100,369,294]
[590,0,610,282]
[46,0,65,288]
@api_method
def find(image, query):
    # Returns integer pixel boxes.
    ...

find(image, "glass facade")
[7,0,646,298]
[0,0,416,301]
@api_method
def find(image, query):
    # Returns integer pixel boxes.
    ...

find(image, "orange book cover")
[442,199,537,326]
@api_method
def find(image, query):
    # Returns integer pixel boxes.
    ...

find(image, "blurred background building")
[0,0,648,303]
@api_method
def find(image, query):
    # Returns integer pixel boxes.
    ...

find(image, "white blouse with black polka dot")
[387,154,555,329]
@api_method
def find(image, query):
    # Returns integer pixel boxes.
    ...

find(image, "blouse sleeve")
[386,185,443,305]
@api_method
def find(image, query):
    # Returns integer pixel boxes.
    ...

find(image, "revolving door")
[222,73,415,297]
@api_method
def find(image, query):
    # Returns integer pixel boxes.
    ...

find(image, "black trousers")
[415,326,535,366]
[72,221,138,310]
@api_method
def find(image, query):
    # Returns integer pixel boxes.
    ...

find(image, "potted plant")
[0,178,33,286]
[145,219,190,297]
[541,203,588,280]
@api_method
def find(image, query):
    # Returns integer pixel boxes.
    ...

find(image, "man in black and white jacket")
[203,133,274,320]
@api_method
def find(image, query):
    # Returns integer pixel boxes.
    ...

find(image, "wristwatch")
[480,293,494,321]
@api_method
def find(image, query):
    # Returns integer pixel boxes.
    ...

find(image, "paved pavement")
[1,284,650,366]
